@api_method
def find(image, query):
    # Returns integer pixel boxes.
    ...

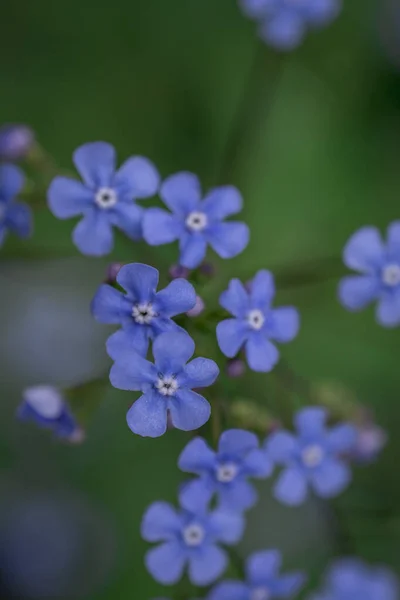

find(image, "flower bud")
[105,262,123,284]
[226,358,246,378]
[169,264,190,280]
[0,123,35,161]
[186,295,205,317]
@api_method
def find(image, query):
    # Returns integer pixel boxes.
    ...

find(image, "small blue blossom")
[142,172,249,268]
[0,164,32,247]
[238,0,341,51]
[141,486,244,586]
[216,271,300,372]
[17,385,83,442]
[110,331,219,437]
[310,559,398,600]
[338,223,400,327]
[0,123,35,160]
[47,142,159,256]
[178,429,272,512]
[208,549,305,600]
[266,407,356,505]
[91,262,196,358]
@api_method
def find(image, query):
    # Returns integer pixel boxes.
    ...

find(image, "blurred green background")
[1,0,400,598]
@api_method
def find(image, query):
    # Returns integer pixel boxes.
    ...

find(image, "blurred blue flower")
[110,331,219,437]
[17,385,83,442]
[178,429,272,512]
[208,549,305,600]
[338,223,400,327]
[266,407,356,505]
[141,486,244,586]
[0,123,35,161]
[216,270,300,372]
[47,141,159,256]
[238,0,341,51]
[0,164,32,247]
[142,173,249,268]
[310,558,398,600]
[91,262,196,358]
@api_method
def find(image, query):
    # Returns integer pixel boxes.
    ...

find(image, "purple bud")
[66,427,86,445]
[353,423,387,464]
[169,264,190,280]
[0,123,35,161]
[105,262,123,284]
[226,358,246,378]
[200,262,216,277]
[186,295,205,317]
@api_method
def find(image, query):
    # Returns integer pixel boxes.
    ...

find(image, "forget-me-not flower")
[216,270,300,372]
[17,385,83,442]
[0,164,32,247]
[48,141,159,256]
[208,549,305,600]
[91,262,196,358]
[110,331,219,437]
[310,558,398,600]
[238,0,341,51]
[141,485,244,586]
[142,172,249,268]
[338,223,400,327]
[178,429,272,512]
[266,407,356,505]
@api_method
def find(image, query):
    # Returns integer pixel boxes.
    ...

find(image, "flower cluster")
[0,163,32,247]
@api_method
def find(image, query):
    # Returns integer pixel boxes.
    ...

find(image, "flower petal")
[179,233,207,268]
[268,307,300,342]
[72,210,114,256]
[216,319,248,358]
[249,270,275,309]
[141,501,182,542]
[338,275,380,311]
[153,331,195,373]
[208,581,249,600]
[207,222,249,259]
[160,171,202,215]
[376,291,400,328]
[143,208,183,245]
[47,176,93,218]
[218,429,258,455]
[208,509,244,544]
[243,448,273,477]
[219,480,257,511]
[145,542,186,585]
[245,335,279,372]
[126,391,168,437]
[109,201,144,240]
[0,164,24,201]
[294,407,328,435]
[260,10,305,51]
[179,357,219,388]
[343,226,385,272]
[113,156,159,199]
[219,279,250,318]
[188,545,227,586]
[274,467,308,506]
[327,424,357,454]
[169,389,211,432]
[306,0,341,26]
[246,550,281,583]
[266,431,297,463]
[106,324,150,359]
[310,459,351,498]
[90,284,128,324]
[116,263,159,301]
[387,220,400,255]
[238,0,276,19]
[109,354,157,391]
[154,278,196,316]
[202,186,243,220]
[5,201,33,238]
[73,141,116,187]
[274,572,306,596]
[178,437,216,473]
[179,479,212,513]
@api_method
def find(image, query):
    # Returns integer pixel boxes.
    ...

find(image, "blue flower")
[142,172,249,268]
[238,0,341,51]
[0,123,35,160]
[338,223,400,327]
[0,164,32,247]
[110,331,219,437]
[91,262,196,358]
[17,385,83,442]
[266,407,356,505]
[47,141,159,256]
[178,429,272,512]
[310,559,398,600]
[208,549,305,600]
[141,486,244,586]
[216,270,300,372]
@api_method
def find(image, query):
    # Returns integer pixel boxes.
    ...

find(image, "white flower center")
[247,309,265,330]
[24,385,64,419]
[95,187,118,209]
[301,444,324,468]
[155,375,179,397]
[182,523,205,547]
[216,462,238,483]
[132,302,157,325]
[251,587,270,600]
[185,211,208,232]
[382,263,400,287]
